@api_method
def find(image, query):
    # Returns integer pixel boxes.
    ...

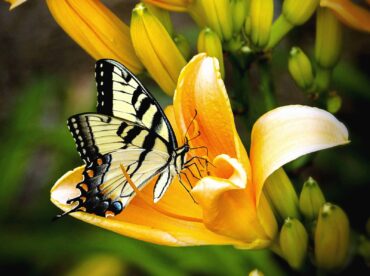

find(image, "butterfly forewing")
[95,59,176,149]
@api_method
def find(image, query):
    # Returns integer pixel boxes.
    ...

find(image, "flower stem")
[258,57,277,112]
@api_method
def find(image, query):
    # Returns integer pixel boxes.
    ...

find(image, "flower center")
[120,164,203,223]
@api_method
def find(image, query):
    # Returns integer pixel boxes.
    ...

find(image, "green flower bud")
[299,177,325,221]
[326,92,342,114]
[283,0,320,26]
[249,0,274,48]
[244,16,252,36]
[315,203,350,271]
[267,0,319,49]
[146,3,174,36]
[197,28,225,78]
[224,34,243,53]
[315,7,343,69]
[173,34,191,61]
[288,47,314,91]
[230,0,250,34]
[280,218,308,269]
[264,168,300,221]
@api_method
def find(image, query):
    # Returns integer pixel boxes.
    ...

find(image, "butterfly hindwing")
[69,152,172,216]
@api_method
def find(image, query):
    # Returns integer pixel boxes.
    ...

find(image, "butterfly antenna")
[183,110,198,144]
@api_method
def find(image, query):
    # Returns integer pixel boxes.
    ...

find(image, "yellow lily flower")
[46,0,143,74]
[321,0,370,33]
[4,0,26,10]
[51,54,349,247]
[142,0,191,12]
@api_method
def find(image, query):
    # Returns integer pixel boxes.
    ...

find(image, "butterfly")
[57,59,204,218]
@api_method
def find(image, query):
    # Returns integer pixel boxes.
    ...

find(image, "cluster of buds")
[287,6,343,112]
[265,175,350,271]
[43,0,351,114]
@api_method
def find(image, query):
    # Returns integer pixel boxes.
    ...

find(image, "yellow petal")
[321,0,370,33]
[51,166,246,246]
[131,3,186,96]
[250,105,349,205]
[191,154,276,248]
[46,0,143,74]
[173,54,249,167]
[5,0,26,10]
[142,0,191,12]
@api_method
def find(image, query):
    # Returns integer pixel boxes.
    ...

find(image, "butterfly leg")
[184,162,202,179]
[180,171,194,189]
[177,174,197,204]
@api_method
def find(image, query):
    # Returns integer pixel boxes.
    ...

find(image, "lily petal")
[142,0,191,12]
[250,105,349,204]
[46,0,143,74]
[174,54,247,164]
[51,167,245,246]
[191,154,276,248]
[321,0,370,33]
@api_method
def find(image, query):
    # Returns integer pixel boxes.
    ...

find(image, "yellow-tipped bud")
[315,7,343,69]
[288,47,314,91]
[5,0,26,10]
[249,269,264,276]
[249,0,274,48]
[280,218,308,270]
[46,0,143,74]
[131,3,186,95]
[264,169,300,221]
[299,177,325,221]
[315,203,350,271]
[146,3,174,36]
[230,0,250,35]
[198,0,233,41]
[283,0,320,26]
[326,92,342,114]
[197,28,225,78]
[173,34,191,61]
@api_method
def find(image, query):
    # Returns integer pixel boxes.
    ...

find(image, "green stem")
[266,16,294,50]
[315,67,332,93]
[258,58,277,112]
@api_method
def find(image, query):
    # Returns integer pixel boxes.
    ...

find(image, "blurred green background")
[0,1,369,275]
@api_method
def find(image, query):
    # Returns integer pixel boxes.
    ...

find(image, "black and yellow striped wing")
[95,59,177,148]
[62,60,179,217]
